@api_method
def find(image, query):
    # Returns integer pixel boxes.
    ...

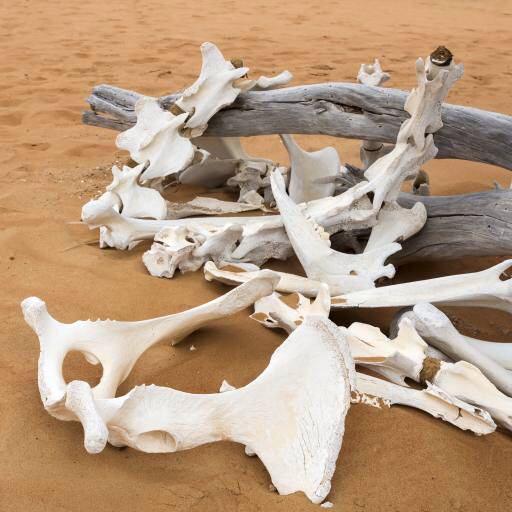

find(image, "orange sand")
[1,1,512,510]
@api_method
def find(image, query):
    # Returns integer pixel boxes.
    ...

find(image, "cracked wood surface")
[83,82,512,170]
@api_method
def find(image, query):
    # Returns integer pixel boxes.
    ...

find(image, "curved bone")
[175,42,249,137]
[270,170,399,289]
[331,259,512,313]
[364,201,427,252]
[21,272,278,416]
[82,163,168,221]
[280,134,340,203]
[67,317,355,504]
[399,303,512,395]
[250,285,330,333]
[433,361,512,431]
[354,373,495,435]
[178,155,240,188]
[116,97,195,181]
[241,70,293,91]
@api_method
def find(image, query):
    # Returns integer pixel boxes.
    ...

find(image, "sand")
[1,0,512,510]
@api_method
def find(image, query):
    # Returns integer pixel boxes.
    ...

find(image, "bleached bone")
[227,160,270,202]
[66,317,356,504]
[433,360,512,431]
[82,163,168,221]
[21,272,278,418]
[166,196,268,219]
[398,303,512,395]
[193,136,251,160]
[116,96,195,181]
[359,55,463,210]
[175,42,249,138]
[357,59,390,87]
[240,70,293,91]
[280,134,340,203]
[364,201,427,252]
[357,59,393,170]
[270,170,399,290]
[144,224,243,278]
[331,259,512,312]
[354,373,495,435]
[250,284,330,333]
[178,155,239,188]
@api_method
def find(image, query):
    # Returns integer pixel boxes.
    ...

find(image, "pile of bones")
[22,43,512,506]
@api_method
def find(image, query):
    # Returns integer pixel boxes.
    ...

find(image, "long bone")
[270,170,400,289]
[166,196,269,219]
[331,259,512,313]
[56,317,355,505]
[354,373,495,435]
[280,134,340,203]
[396,303,512,395]
[21,271,278,418]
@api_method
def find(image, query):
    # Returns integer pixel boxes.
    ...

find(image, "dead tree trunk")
[83,82,512,170]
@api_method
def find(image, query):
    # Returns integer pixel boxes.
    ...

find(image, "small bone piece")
[399,303,512,396]
[270,170,400,291]
[66,317,356,504]
[21,272,278,417]
[354,373,496,435]
[82,163,168,221]
[116,97,195,181]
[175,42,249,137]
[364,201,427,252]
[280,134,340,203]
[240,70,293,91]
[331,259,512,313]
[357,59,390,87]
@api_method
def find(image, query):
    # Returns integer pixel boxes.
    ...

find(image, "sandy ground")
[2,0,512,510]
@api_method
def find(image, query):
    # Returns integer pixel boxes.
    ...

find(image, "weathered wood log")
[394,189,512,263]
[83,83,512,169]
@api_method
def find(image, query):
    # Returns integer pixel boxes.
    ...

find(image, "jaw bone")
[56,317,356,505]
[280,134,340,203]
[397,303,512,396]
[116,97,195,181]
[270,170,400,290]
[331,259,512,313]
[82,163,168,221]
[21,272,278,417]
[175,42,249,137]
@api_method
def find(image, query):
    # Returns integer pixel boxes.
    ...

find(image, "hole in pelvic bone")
[499,269,512,281]
[62,350,103,388]
[219,264,247,273]
[133,430,177,453]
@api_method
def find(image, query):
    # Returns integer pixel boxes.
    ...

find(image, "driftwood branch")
[83,83,512,170]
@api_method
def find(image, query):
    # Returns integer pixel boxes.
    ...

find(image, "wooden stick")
[83,82,512,169]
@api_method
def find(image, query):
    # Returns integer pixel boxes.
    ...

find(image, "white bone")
[240,70,293,91]
[175,42,249,137]
[178,155,240,188]
[116,97,195,181]
[357,59,390,87]
[364,201,427,252]
[250,284,330,333]
[331,259,512,313]
[400,303,512,395]
[66,317,355,504]
[354,373,495,435]
[166,196,268,219]
[82,163,168,221]
[193,136,251,160]
[433,361,512,431]
[280,134,340,203]
[270,170,399,289]
[21,272,278,417]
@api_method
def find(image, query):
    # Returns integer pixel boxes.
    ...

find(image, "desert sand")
[1,0,512,510]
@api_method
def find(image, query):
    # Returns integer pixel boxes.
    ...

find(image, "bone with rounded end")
[331,259,512,313]
[175,42,249,137]
[280,134,340,203]
[21,272,278,416]
[354,373,496,435]
[399,302,512,396]
[364,201,427,253]
[241,70,293,91]
[116,97,195,181]
[65,317,355,504]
